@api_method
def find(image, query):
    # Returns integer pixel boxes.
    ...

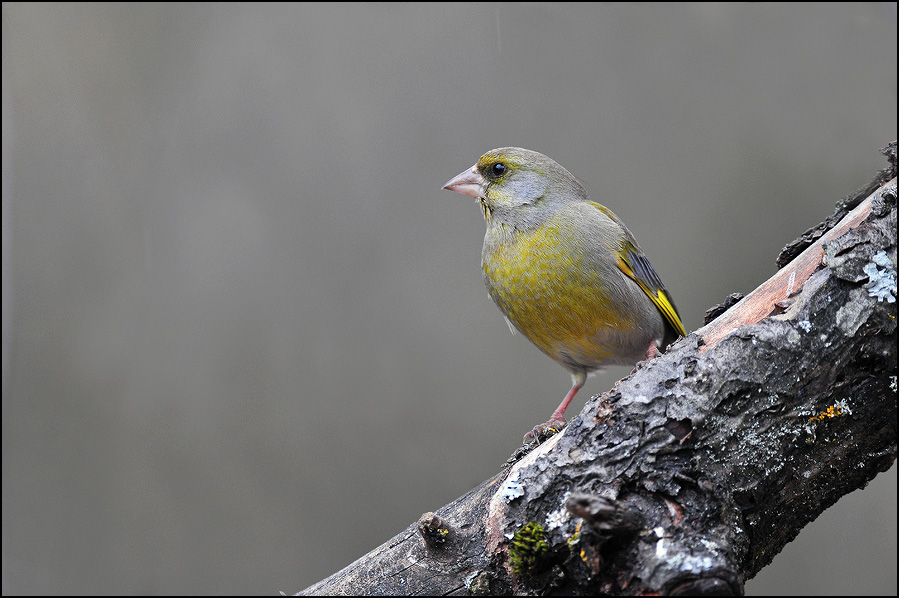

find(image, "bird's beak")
[442,165,485,199]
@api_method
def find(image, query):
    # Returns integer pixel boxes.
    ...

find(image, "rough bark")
[298,143,897,596]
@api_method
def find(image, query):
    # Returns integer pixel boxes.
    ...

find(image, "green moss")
[509,522,549,575]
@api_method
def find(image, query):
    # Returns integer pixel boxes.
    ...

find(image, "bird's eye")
[490,162,507,177]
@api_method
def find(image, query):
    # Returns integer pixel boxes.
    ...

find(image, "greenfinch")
[443,147,686,442]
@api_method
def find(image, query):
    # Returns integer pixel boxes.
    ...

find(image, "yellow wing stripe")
[617,256,687,337]
[654,289,687,337]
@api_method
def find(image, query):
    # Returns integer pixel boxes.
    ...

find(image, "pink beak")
[442,165,486,199]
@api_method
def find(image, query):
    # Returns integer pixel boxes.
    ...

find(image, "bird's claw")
[522,417,567,445]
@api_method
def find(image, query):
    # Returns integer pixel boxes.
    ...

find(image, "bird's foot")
[522,416,567,445]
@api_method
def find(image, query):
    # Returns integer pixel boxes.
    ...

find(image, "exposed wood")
[699,197,873,348]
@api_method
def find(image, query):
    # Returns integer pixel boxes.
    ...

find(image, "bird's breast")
[481,218,649,369]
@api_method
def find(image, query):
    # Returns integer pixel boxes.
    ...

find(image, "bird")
[443,147,686,442]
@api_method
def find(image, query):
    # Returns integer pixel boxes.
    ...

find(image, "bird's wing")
[585,201,687,338]
[616,240,687,338]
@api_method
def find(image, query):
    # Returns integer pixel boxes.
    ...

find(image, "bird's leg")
[631,339,662,373]
[523,373,586,444]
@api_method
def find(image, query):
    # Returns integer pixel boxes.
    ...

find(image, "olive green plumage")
[444,147,685,440]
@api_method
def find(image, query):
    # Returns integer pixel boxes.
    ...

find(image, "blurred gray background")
[2,3,896,595]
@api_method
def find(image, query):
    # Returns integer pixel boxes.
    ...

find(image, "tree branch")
[298,143,897,596]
